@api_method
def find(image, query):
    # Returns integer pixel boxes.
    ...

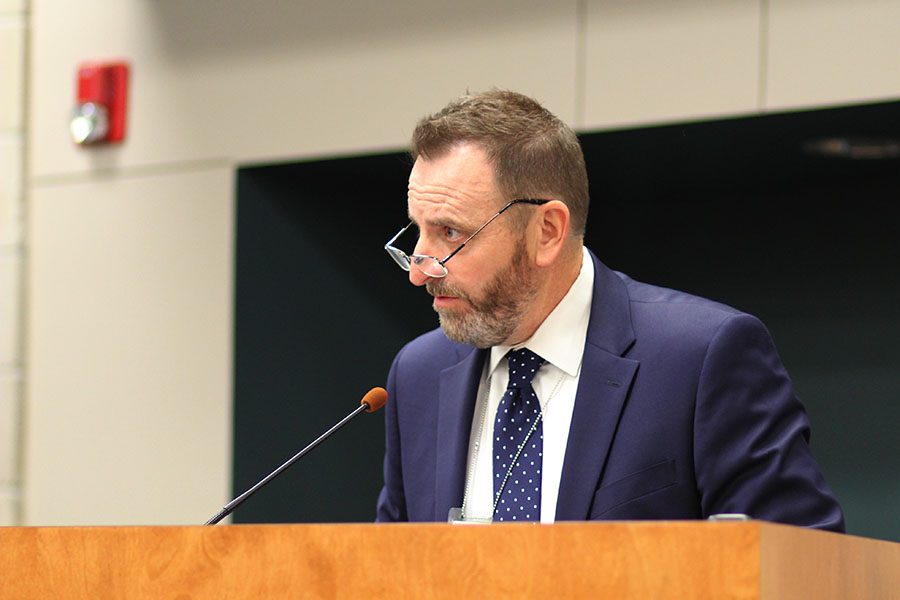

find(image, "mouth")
[427,282,462,308]
[432,295,460,309]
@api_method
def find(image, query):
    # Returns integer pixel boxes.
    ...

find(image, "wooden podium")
[3,521,897,598]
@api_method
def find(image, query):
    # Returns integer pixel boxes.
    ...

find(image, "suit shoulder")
[618,272,742,318]
[393,327,477,372]
[615,271,765,344]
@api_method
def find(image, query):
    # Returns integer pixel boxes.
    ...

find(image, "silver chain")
[460,365,566,521]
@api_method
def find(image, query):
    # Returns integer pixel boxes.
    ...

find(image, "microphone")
[205,387,388,525]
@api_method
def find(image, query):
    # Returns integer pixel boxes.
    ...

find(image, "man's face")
[406,143,538,348]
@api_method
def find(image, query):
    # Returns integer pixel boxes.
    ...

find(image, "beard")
[426,237,537,348]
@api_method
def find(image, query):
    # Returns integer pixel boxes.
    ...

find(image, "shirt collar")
[489,247,594,377]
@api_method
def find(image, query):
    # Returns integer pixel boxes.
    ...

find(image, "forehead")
[407,143,500,226]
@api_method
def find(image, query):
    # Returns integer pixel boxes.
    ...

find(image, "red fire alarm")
[70,61,130,145]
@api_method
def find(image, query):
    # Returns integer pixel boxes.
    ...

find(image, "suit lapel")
[555,346,638,519]
[429,253,638,521]
[434,347,487,521]
[555,252,639,520]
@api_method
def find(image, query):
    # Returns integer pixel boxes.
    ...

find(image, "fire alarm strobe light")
[71,62,129,145]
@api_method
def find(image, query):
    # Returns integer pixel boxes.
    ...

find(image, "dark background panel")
[234,155,432,523]
[235,100,899,540]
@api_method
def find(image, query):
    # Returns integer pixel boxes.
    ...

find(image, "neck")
[504,244,583,346]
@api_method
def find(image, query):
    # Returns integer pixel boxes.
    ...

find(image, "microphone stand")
[206,403,369,525]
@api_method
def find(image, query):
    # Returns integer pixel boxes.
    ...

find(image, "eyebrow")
[407,213,470,232]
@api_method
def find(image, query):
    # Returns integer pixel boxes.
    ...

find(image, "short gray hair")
[411,90,589,236]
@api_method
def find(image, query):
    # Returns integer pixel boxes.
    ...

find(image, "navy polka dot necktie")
[493,347,546,522]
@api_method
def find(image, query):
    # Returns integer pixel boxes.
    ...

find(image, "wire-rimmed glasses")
[384,198,550,278]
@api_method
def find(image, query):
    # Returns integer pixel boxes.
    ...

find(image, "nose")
[408,264,431,287]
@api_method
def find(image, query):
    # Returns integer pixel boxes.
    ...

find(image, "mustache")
[426,280,467,300]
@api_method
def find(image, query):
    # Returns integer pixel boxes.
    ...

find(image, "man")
[376,90,844,530]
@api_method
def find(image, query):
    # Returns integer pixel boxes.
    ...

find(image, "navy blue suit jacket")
[376,252,844,531]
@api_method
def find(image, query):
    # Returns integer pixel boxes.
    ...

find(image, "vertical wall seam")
[758,0,770,112]
[574,0,587,128]
[13,2,31,527]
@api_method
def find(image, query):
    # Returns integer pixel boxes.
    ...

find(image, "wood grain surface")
[1,521,896,599]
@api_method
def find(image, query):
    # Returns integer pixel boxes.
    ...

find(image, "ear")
[532,200,570,267]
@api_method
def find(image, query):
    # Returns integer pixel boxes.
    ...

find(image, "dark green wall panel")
[234,101,899,540]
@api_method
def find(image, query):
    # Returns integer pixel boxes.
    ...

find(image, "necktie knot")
[505,348,545,389]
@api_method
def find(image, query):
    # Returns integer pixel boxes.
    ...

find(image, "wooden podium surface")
[2,521,897,599]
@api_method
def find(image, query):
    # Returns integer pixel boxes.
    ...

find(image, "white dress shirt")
[462,247,594,523]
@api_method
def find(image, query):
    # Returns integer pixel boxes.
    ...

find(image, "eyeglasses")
[384,198,550,278]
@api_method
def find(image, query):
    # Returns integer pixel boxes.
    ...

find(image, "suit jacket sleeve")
[693,313,845,531]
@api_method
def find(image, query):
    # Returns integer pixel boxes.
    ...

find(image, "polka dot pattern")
[493,348,545,522]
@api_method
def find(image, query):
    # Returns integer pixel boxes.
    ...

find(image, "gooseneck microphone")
[205,387,388,525]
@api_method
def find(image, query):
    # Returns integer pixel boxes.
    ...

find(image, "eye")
[444,227,463,242]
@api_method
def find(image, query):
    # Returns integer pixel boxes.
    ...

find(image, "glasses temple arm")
[385,222,413,249]
[438,207,513,265]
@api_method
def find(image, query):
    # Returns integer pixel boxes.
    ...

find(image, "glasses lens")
[385,246,411,271]
[411,255,447,278]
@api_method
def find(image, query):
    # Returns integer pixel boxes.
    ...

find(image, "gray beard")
[427,239,536,349]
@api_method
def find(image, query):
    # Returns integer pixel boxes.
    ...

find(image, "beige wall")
[26,167,233,525]
[28,1,579,179]
[0,0,27,526]
[583,1,763,127]
[19,0,900,525]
